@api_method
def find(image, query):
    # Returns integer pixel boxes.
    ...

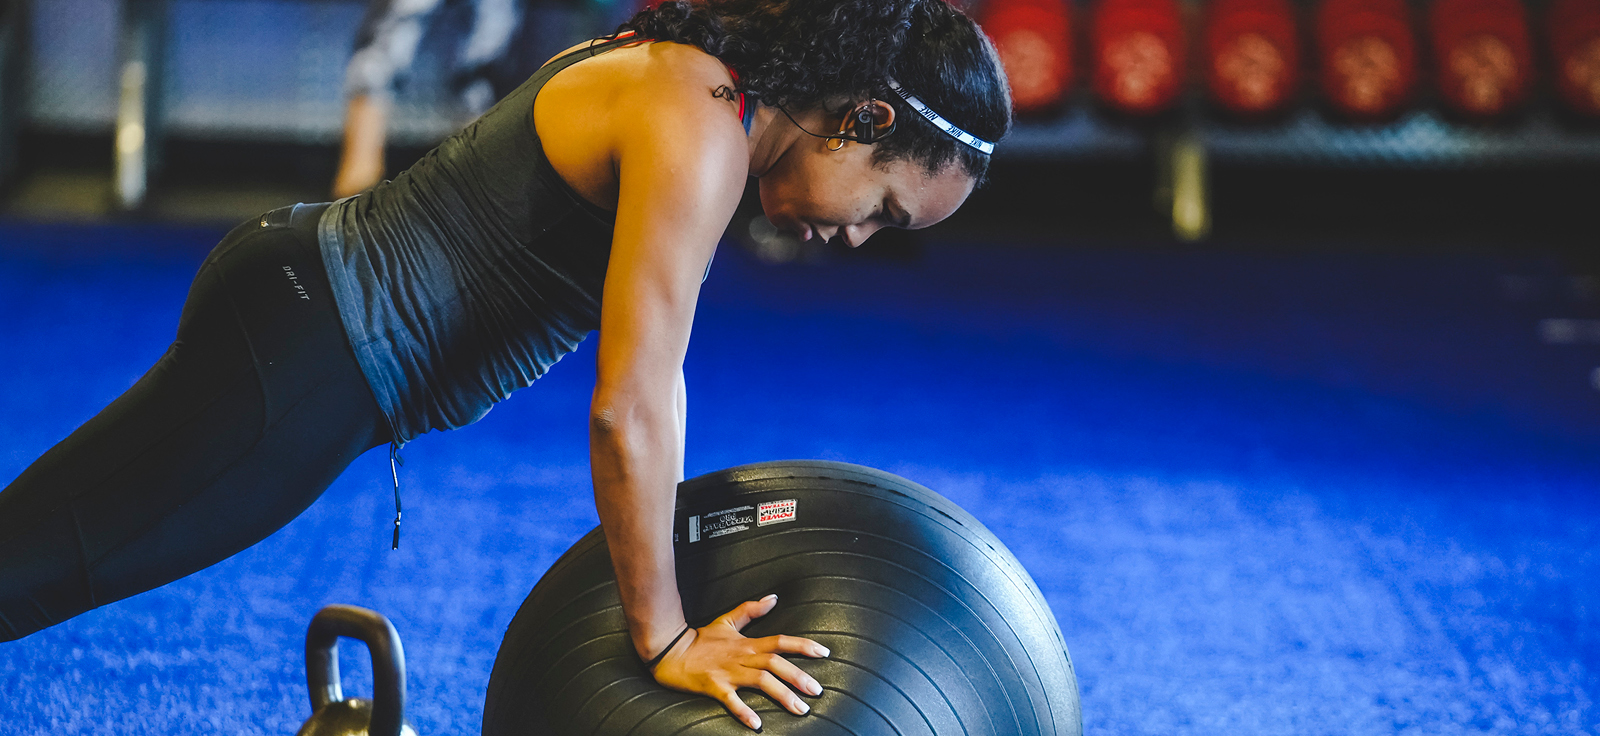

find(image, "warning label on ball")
[689,505,755,542]
[757,499,797,526]
[683,500,797,543]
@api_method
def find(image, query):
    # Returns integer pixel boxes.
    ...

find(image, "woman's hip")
[187,202,375,420]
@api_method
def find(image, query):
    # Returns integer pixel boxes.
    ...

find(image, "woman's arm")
[588,72,824,731]
[676,367,688,483]
[589,79,737,667]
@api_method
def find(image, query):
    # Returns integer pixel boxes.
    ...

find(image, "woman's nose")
[844,223,883,248]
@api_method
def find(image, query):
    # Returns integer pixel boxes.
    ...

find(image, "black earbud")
[786,98,894,150]
[854,103,879,144]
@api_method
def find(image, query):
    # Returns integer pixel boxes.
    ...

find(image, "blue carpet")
[1,220,1596,734]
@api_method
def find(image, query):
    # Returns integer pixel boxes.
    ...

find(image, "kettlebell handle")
[305,605,406,736]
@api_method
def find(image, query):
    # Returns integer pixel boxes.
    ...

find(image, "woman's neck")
[745,105,822,178]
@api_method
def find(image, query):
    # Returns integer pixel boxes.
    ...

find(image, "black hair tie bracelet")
[642,625,692,671]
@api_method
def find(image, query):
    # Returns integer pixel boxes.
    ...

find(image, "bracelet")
[642,625,692,671]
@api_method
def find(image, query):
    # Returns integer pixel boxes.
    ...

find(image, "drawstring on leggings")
[389,442,404,550]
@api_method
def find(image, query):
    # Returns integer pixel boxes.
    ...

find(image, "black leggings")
[0,203,391,642]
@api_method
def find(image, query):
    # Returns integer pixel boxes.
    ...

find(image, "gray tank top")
[318,38,633,444]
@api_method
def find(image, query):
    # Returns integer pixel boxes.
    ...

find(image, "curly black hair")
[619,0,1011,183]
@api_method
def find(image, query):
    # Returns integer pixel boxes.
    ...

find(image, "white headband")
[886,79,995,155]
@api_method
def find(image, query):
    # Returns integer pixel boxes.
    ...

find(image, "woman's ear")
[864,99,896,135]
[839,99,897,142]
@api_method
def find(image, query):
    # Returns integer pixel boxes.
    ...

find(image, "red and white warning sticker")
[757,499,797,527]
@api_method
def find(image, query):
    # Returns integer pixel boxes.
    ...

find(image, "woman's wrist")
[635,615,692,661]
[641,624,693,670]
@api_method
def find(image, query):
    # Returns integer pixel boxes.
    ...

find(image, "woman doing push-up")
[0,0,1010,727]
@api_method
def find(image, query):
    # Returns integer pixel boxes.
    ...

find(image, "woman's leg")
[0,204,390,642]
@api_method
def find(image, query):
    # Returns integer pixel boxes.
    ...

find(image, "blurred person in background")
[335,0,596,197]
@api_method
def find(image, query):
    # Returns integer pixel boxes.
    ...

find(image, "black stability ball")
[483,460,1081,736]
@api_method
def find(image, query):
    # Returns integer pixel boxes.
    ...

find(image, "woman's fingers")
[715,593,778,632]
[752,633,830,658]
[657,596,827,728]
[715,688,763,731]
[752,670,811,716]
[743,651,824,698]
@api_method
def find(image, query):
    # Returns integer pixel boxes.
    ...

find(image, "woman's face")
[758,137,976,248]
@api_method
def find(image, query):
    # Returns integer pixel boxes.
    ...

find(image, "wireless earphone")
[852,103,881,144]
[778,97,897,150]
[776,81,995,156]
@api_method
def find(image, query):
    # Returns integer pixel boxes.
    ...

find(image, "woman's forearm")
[675,368,688,483]
[590,392,689,661]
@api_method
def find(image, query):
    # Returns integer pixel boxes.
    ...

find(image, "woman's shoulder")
[543,39,727,90]
[533,37,749,212]
[570,41,734,111]
[539,38,747,153]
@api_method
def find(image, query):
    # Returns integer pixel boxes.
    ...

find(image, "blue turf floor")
[1,221,1596,734]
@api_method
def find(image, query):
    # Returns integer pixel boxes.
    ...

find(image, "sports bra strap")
[725,66,753,133]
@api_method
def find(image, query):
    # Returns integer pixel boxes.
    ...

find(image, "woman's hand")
[651,594,830,731]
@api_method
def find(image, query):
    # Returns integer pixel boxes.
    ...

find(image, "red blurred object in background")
[1429,0,1533,119]
[1203,0,1301,117]
[1549,0,1600,118]
[980,0,1076,116]
[1091,0,1187,115]
[1316,0,1418,120]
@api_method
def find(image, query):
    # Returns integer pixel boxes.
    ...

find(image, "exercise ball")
[483,460,1081,736]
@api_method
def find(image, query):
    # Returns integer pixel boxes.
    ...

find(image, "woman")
[0,0,1009,727]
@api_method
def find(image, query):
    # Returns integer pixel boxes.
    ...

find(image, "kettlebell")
[295,605,418,736]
